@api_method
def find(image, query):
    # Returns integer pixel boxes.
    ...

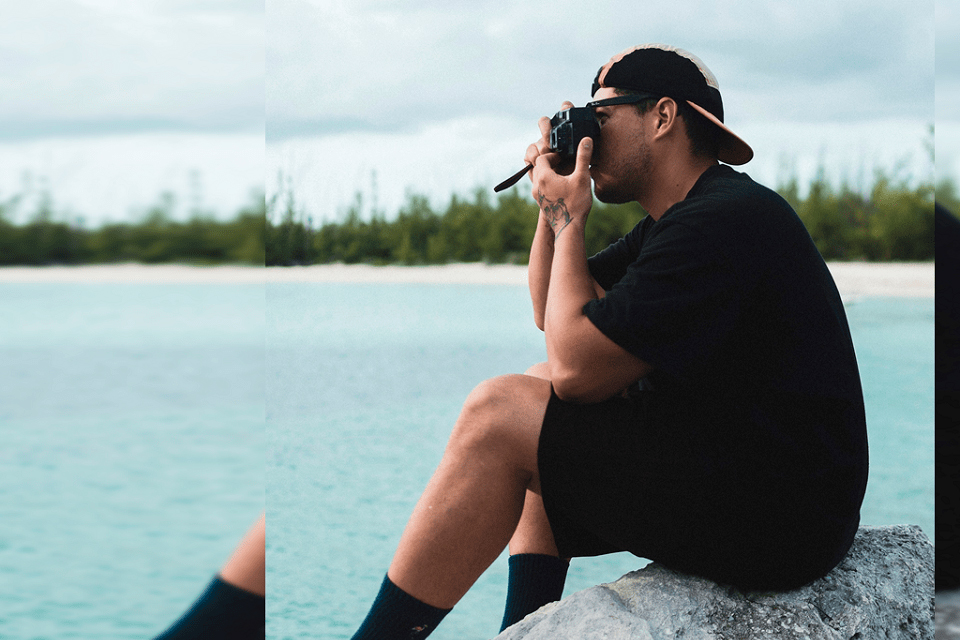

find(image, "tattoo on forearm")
[538,190,572,237]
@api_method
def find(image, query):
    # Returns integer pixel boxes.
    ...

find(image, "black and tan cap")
[592,44,753,165]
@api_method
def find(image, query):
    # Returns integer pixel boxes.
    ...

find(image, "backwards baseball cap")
[592,44,753,165]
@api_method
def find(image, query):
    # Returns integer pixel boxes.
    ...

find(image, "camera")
[549,107,600,157]
[492,105,600,192]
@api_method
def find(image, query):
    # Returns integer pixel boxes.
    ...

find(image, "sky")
[1,0,947,227]
[0,0,264,225]
[938,0,960,190]
[268,0,938,224]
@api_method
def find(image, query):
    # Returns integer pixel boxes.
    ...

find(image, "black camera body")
[492,105,601,192]
[549,107,600,157]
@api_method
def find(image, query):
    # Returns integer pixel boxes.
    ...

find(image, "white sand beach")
[0,261,934,299]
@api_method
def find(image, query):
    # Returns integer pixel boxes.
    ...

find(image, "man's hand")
[524,101,590,183]
[531,133,594,238]
[524,101,573,175]
[525,101,603,332]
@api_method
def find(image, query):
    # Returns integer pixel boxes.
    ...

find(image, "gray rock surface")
[938,590,960,640]
[495,525,933,640]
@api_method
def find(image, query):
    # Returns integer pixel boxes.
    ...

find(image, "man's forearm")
[543,214,653,402]
[529,213,555,331]
[544,215,598,381]
[528,136,648,401]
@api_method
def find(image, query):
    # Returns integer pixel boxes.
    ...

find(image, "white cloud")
[0,132,264,226]
[1,0,263,137]
[266,0,934,140]
[937,0,960,123]
[2,0,941,223]
[262,0,935,220]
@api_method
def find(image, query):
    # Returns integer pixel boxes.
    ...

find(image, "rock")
[937,590,960,640]
[494,525,933,640]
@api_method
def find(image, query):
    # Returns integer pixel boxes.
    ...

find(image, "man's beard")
[591,141,653,205]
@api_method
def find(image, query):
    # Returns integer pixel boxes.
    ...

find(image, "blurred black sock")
[153,575,264,640]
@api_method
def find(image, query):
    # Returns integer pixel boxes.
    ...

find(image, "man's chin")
[590,170,630,205]
[593,183,632,205]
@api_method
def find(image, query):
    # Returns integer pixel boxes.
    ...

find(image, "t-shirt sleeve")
[587,220,645,290]
[583,218,747,383]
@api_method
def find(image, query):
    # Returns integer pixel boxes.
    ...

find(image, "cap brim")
[687,100,753,165]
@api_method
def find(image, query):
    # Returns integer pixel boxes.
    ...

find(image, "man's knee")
[449,374,548,468]
[455,376,519,443]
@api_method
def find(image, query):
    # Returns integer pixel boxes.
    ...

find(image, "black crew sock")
[153,574,265,640]
[499,553,569,631]
[351,574,452,640]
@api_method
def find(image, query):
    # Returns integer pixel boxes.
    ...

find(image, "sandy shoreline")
[0,261,934,299]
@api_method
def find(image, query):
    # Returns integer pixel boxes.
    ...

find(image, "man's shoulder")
[689,165,793,215]
[647,165,820,274]
[658,165,802,243]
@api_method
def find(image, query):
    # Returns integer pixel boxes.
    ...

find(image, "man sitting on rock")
[349,43,869,639]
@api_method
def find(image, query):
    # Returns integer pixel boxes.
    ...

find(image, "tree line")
[268,170,938,266]
[0,171,940,266]
[0,192,265,266]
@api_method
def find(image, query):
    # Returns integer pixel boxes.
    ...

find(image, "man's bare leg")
[508,490,561,556]
[219,513,266,596]
[387,373,553,609]
[508,362,563,558]
[494,362,570,631]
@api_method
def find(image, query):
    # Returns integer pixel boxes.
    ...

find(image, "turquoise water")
[266,283,934,640]
[0,281,933,639]
[0,284,265,639]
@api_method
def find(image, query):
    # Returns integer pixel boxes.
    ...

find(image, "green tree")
[391,192,439,264]
[938,178,959,215]
[865,173,934,260]
[481,188,539,263]
[797,169,849,259]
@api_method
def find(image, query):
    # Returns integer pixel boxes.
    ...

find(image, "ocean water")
[266,283,934,640]
[0,280,933,639]
[0,283,265,639]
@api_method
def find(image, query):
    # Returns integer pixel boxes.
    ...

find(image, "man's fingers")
[524,142,539,168]
[538,116,551,138]
[574,136,594,178]
[526,102,577,184]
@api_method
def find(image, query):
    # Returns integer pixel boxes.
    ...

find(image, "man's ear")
[653,97,679,136]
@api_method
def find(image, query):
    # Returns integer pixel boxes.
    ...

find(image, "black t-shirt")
[937,203,960,589]
[584,164,868,494]
[938,204,960,394]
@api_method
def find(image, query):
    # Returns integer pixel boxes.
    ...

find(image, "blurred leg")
[219,513,265,596]
[154,514,265,640]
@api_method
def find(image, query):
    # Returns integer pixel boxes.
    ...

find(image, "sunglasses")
[585,93,661,110]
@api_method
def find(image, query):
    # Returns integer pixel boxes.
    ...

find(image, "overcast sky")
[2,0,262,138]
[0,0,264,225]
[1,0,950,226]
[270,0,933,132]
[266,0,939,222]
[938,0,960,185]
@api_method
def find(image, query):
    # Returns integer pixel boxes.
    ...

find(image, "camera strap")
[494,163,533,193]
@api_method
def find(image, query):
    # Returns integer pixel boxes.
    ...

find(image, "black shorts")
[536,387,860,591]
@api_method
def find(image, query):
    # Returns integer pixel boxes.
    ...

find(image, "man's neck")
[644,158,718,221]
